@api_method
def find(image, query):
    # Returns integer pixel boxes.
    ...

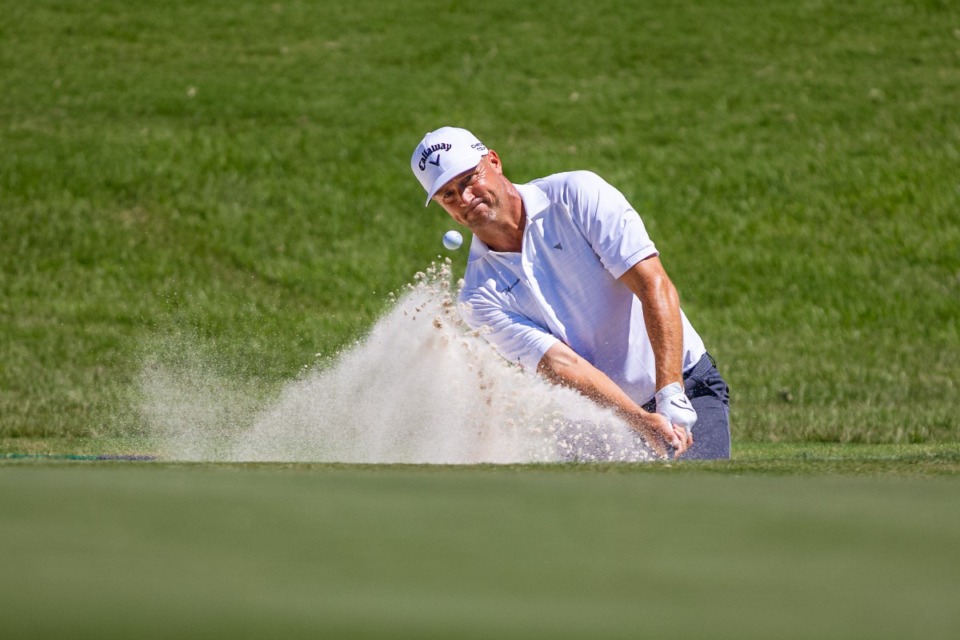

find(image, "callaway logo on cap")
[411,127,488,206]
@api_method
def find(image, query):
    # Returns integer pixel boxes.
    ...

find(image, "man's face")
[432,150,505,231]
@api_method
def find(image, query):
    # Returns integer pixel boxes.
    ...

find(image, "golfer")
[411,127,730,459]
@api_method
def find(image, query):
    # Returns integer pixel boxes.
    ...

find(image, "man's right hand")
[632,411,691,458]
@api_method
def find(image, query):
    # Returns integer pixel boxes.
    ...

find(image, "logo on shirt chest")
[501,277,521,293]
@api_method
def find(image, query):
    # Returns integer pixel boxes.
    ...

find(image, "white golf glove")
[655,382,697,438]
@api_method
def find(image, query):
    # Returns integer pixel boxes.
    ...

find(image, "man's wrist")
[655,382,684,403]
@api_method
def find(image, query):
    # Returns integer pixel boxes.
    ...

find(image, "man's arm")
[618,255,695,446]
[537,341,685,457]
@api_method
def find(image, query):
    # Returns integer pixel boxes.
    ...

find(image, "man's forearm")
[537,342,644,418]
[536,341,686,456]
[619,257,684,390]
[641,277,683,390]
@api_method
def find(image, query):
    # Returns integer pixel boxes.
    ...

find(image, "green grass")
[2,460,958,639]
[4,4,958,636]
[2,0,958,443]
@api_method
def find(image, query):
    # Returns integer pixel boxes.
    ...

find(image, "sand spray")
[138,261,654,463]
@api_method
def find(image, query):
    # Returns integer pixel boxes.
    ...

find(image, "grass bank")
[2,0,958,442]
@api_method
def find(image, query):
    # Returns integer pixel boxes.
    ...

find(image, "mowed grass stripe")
[1,465,957,639]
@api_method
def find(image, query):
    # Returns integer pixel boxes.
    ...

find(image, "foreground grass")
[1,461,958,639]
[2,0,958,443]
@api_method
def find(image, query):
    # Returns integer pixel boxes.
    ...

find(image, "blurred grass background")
[1,0,958,443]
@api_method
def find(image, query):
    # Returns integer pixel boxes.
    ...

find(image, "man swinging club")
[411,127,731,459]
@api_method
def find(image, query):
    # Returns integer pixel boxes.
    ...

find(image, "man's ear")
[486,149,503,174]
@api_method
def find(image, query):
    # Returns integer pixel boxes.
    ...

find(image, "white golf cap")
[411,127,488,206]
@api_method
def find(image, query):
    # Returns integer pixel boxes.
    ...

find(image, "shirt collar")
[467,182,549,262]
[516,182,550,219]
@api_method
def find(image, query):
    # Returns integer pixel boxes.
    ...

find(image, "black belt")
[683,352,715,381]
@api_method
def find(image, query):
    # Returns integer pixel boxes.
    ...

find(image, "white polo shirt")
[458,170,706,405]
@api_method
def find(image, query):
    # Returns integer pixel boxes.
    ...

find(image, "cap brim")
[423,152,485,206]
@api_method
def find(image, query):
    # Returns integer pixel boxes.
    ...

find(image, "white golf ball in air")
[442,230,463,250]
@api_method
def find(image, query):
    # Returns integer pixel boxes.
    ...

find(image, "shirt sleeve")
[565,171,658,279]
[458,289,559,373]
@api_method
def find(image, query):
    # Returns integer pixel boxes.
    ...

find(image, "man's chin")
[465,204,494,226]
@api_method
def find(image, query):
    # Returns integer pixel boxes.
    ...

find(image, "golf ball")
[442,230,463,250]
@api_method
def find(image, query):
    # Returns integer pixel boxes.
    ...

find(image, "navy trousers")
[643,353,731,460]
